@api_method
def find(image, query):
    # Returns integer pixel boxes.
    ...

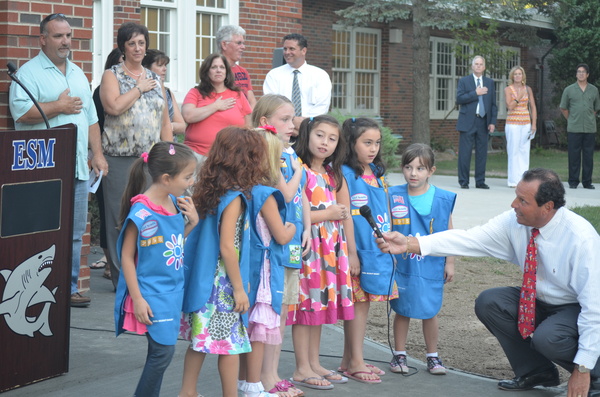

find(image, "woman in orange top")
[504,66,537,187]
[182,53,252,167]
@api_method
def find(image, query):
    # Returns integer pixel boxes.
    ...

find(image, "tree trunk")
[412,0,431,144]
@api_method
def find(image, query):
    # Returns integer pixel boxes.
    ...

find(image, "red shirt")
[231,64,253,94]
[183,88,251,155]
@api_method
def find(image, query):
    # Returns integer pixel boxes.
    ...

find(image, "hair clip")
[352,117,356,122]
[309,117,314,122]
[263,125,278,135]
[140,152,149,163]
[169,144,176,155]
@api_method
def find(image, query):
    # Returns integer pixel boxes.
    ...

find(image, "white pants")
[506,123,531,187]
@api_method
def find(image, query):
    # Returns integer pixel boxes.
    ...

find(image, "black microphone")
[7,61,51,129]
[359,205,384,239]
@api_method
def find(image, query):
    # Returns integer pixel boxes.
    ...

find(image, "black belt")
[476,114,485,118]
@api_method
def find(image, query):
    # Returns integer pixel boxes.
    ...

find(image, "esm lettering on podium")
[12,138,56,171]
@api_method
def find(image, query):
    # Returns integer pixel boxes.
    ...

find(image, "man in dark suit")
[456,55,498,189]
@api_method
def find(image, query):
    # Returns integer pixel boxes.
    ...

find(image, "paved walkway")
[6,174,596,396]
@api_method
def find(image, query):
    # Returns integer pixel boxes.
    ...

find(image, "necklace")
[123,63,143,78]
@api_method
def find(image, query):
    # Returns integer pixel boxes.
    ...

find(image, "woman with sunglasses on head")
[99,22,173,289]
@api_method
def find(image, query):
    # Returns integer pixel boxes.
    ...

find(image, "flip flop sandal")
[90,259,107,269]
[289,377,334,390]
[343,370,382,384]
[322,370,348,384]
[366,364,386,376]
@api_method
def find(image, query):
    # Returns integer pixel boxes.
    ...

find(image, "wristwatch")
[576,364,591,373]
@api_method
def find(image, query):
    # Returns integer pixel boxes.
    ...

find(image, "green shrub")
[329,110,401,171]
[430,136,454,152]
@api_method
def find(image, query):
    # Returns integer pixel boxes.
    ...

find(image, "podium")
[0,124,76,392]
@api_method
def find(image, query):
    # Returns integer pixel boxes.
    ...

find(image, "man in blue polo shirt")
[9,13,108,307]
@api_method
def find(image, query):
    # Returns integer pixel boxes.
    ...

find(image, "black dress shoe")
[497,366,560,391]
[570,184,578,189]
[460,184,469,189]
[476,183,490,189]
[584,184,596,190]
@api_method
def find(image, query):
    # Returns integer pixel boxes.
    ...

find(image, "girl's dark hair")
[117,22,150,58]
[193,127,268,218]
[294,115,345,191]
[401,143,435,170]
[119,141,196,226]
[196,53,240,98]
[104,48,123,70]
[142,49,170,69]
[342,117,386,178]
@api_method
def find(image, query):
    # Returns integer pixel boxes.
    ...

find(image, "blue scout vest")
[280,149,306,269]
[388,184,456,319]
[342,164,395,295]
[247,185,287,315]
[181,190,250,325]
[114,195,186,345]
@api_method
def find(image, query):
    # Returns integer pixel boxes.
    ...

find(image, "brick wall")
[0,0,95,130]
[113,0,141,38]
[240,0,302,94]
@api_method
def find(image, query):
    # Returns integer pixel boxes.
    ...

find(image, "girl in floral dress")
[178,127,268,397]
[287,115,354,390]
[115,142,198,397]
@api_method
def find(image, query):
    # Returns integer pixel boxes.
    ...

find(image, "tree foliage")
[336,0,541,144]
[547,0,600,103]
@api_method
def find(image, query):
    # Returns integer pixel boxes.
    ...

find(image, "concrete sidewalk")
[5,174,594,396]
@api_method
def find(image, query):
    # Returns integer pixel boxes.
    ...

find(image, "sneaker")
[70,292,90,307]
[427,356,447,375]
[390,353,409,374]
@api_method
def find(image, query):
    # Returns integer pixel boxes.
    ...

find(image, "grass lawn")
[433,147,600,184]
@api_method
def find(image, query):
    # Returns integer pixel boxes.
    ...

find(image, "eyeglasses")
[577,71,588,74]
[229,41,245,46]
[44,13,67,22]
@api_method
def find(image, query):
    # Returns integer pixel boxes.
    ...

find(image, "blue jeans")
[71,179,88,294]
[134,333,175,397]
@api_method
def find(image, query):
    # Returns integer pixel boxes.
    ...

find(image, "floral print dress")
[287,164,354,325]
[180,215,251,354]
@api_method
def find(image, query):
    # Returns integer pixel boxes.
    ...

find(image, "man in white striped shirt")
[377,168,600,397]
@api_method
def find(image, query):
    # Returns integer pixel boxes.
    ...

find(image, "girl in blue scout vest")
[178,127,266,397]
[288,115,353,390]
[339,117,399,384]
[251,94,309,397]
[114,141,198,397]
[388,143,456,376]
[238,128,297,397]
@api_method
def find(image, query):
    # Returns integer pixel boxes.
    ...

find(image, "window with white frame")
[332,26,381,115]
[429,37,520,119]
[140,0,238,98]
[141,2,174,81]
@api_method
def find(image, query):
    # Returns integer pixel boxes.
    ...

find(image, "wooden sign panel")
[0,124,76,392]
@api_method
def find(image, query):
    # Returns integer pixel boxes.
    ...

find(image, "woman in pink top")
[504,66,537,188]
[182,53,252,163]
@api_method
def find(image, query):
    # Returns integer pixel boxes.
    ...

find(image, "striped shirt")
[506,85,531,125]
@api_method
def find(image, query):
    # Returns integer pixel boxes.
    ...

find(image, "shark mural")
[0,245,58,337]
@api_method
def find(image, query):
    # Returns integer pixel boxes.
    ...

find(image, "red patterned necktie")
[518,228,540,339]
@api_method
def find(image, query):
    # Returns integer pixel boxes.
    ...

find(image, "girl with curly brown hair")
[179,127,269,397]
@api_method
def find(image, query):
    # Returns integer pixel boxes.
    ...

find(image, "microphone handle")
[366,217,384,239]
[7,71,51,129]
